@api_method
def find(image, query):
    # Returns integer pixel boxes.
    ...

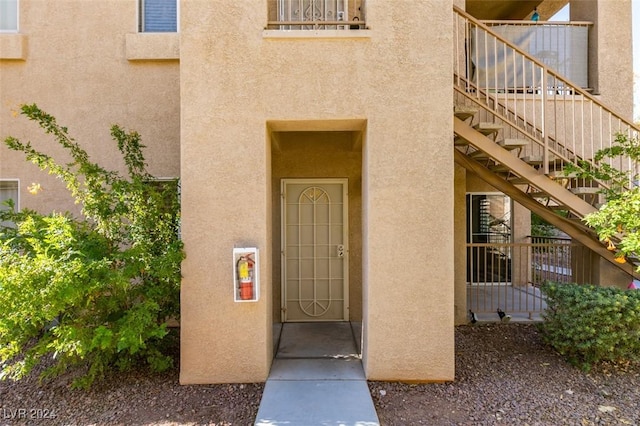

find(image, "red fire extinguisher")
[237,255,254,300]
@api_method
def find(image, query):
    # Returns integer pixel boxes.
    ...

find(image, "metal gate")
[281,179,349,322]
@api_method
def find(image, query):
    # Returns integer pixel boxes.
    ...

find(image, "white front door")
[281,179,349,322]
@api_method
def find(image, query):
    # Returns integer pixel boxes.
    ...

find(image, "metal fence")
[467,238,592,319]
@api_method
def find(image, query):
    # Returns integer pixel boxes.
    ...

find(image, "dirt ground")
[1,324,639,425]
[370,323,640,425]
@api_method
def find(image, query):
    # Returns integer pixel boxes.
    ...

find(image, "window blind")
[0,0,18,32]
[141,0,177,32]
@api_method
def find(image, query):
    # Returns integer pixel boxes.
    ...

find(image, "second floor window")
[0,0,18,32]
[139,0,177,32]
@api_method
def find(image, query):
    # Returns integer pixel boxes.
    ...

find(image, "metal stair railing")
[453,5,640,187]
[452,6,640,277]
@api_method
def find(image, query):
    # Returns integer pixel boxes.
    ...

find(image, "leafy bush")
[0,104,184,388]
[540,282,640,370]
[566,133,640,267]
[531,212,556,237]
[531,211,567,237]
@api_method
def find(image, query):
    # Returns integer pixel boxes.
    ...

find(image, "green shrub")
[0,104,184,388]
[566,133,640,268]
[540,282,640,370]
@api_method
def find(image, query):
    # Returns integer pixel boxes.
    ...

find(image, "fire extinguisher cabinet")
[233,247,259,302]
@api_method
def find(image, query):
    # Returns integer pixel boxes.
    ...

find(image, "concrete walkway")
[254,322,380,426]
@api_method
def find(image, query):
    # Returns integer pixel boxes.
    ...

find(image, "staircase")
[453,6,640,279]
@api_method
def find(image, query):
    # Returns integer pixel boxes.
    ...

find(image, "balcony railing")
[480,20,592,89]
[266,0,366,30]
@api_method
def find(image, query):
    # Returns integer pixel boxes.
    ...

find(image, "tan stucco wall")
[179,0,455,383]
[573,248,635,289]
[271,131,363,322]
[454,164,468,325]
[571,0,634,118]
[0,1,180,216]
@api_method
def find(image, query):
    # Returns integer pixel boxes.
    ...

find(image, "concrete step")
[547,170,581,179]
[528,190,550,199]
[469,149,491,160]
[520,155,545,166]
[255,322,379,426]
[498,138,528,151]
[519,155,562,169]
[454,105,478,122]
[473,122,503,139]
[548,204,570,211]
[454,135,470,146]
[569,187,600,195]
[507,176,531,185]
[489,163,511,173]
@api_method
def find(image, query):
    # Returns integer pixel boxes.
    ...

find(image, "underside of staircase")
[453,106,639,279]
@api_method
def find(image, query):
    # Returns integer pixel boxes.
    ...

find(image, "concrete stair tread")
[507,176,531,185]
[498,138,528,150]
[520,155,545,165]
[469,149,491,160]
[454,105,478,122]
[454,136,470,146]
[521,155,561,166]
[489,163,511,173]
[547,170,581,179]
[570,187,600,195]
[473,122,503,136]
[528,190,549,199]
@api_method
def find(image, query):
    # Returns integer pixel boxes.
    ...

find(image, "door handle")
[337,244,345,258]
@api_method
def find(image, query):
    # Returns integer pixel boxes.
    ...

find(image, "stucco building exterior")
[0,0,635,384]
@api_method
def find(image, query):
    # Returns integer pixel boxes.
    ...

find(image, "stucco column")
[570,0,633,118]
[363,116,455,380]
[361,1,455,382]
[179,1,272,384]
[179,120,273,384]
[454,164,468,325]
[511,201,531,288]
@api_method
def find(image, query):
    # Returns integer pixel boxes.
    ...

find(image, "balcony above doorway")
[265,0,366,31]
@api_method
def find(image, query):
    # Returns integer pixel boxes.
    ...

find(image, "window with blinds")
[140,0,177,32]
[0,0,18,32]
[0,180,18,228]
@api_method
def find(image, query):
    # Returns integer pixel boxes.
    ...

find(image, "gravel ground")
[1,323,639,425]
[370,323,640,426]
